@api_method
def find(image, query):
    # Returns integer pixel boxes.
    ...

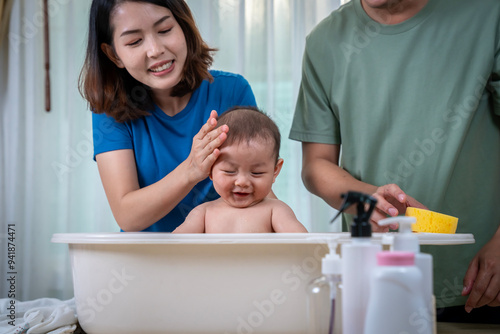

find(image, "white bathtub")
[51,233,343,334]
[52,232,474,334]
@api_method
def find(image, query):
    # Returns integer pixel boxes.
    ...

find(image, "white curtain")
[1,0,340,302]
[0,0,116,301]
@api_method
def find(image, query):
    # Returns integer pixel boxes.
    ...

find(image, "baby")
[173,106,307,233]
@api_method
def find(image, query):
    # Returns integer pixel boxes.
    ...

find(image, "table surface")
[73,322,500,334]
[437,322,500,333]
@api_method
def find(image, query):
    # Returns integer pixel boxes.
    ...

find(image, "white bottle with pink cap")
[364,251,432,334]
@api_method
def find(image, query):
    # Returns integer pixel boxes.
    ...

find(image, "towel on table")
[0,298,77,334]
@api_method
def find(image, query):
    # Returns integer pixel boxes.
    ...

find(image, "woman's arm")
[96,111,228,231]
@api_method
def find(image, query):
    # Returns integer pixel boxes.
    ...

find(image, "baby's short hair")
[217,106,281,162]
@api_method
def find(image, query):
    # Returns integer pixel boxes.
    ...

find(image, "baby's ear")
[273,158,284,183]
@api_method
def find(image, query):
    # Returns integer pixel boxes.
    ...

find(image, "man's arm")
[301,142,427,230]
[301,142,376,209]
[461,9,500,311]
[463,226,500,310]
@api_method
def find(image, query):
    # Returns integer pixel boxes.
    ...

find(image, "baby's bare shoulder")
[261,198,292,210]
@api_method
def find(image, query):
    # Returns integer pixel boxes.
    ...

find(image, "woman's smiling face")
[103,1,188,96]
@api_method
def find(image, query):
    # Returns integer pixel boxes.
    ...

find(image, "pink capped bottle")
[364,251,431,334]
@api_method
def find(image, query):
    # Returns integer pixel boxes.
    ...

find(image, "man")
[290,0,500,322]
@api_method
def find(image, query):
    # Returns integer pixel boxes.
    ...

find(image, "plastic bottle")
[364,251,431,334]
[307,240,342,334]
[379,216,435,334]
[330,191,381,334]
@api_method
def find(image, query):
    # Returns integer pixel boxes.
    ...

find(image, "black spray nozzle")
[330,191,378,237]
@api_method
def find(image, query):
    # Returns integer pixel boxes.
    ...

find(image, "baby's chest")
[206,207,273,233]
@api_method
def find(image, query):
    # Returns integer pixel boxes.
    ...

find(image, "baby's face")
[211,139,282,208]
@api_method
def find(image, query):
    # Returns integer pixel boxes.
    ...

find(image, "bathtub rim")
[51,232,474,245]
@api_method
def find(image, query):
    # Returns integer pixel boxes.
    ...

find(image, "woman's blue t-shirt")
[92,70,257,232]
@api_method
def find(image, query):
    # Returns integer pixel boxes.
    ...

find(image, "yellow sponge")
[405,207,458,234]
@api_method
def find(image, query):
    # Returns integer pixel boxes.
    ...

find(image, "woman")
[79,0,257,232]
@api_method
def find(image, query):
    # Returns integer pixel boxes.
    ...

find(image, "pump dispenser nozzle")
[378,216,419,253]
[322,241,341,276]
[330,191,378,238]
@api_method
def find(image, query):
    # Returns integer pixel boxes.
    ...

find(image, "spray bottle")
[331,191,381,334]
[378,216,435,334]
[306,240,342,334]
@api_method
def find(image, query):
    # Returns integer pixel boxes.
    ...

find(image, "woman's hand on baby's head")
[208,110,218,127]
[184,110,229,183]
[209,110,229,135]
[205,110,228,143]
[202,110,228,138]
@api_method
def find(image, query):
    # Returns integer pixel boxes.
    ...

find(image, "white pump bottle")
[307,241,342,334]
[379,216,435,334]
[364,251,430,334]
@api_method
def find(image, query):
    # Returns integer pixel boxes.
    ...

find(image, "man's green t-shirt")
[290,0,500,308]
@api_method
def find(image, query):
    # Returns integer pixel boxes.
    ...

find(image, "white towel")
[0,298,77,334]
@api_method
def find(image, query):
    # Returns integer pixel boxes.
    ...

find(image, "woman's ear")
[101,43,124,68]
[272,158,284,183]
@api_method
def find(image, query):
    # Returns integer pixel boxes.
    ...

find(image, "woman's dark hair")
[79,0,216,122]
[217,106,281,163]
